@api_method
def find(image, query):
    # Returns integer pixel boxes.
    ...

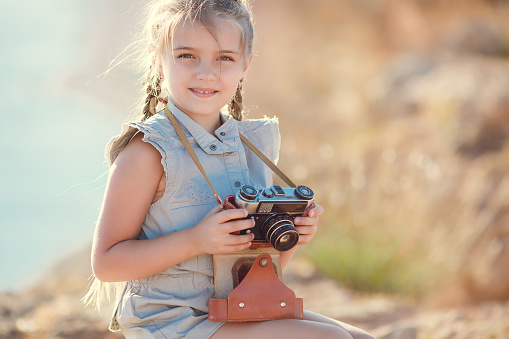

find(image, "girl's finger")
[307,205,324,218]
[294,216,319,226]
[225,233,254,246]
[215,208,249,223]
[225,218,255,233]
[295,225,317,235]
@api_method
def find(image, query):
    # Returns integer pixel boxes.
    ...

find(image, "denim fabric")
[105,101,280,338]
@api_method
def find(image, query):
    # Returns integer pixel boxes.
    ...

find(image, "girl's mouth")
[190,88,218,98]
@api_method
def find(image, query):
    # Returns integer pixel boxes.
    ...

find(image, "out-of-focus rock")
[440,19,509,57]
[369,55,437,118]
[459,170,509,301]
[369,55,509,156]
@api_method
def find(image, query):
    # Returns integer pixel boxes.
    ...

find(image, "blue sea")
[0,0,142,290]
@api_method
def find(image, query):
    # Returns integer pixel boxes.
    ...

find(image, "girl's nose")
[196,61,218,82]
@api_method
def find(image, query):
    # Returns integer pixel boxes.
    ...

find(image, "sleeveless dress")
[105,100,280,339]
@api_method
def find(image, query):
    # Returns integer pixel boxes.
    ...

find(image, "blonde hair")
[142,0,255,121]
[84,0,255,310]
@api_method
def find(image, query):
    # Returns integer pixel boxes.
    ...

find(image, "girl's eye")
[177,53,194,59]
[218,56,234,62]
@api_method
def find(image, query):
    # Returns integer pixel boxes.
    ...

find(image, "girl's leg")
[303,311,375,339]
[210,318,353,339]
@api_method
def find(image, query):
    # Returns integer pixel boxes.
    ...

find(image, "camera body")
[227,185,315,252]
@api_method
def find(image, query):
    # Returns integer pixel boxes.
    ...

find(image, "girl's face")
[160,18,252,127]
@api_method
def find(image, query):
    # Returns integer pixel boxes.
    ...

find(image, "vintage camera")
[227,184,315,252]
[208,184,314,322]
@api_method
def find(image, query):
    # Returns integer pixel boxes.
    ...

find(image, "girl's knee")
[314,321,374,339]
[315,325,353,339]
[350,330,376,339]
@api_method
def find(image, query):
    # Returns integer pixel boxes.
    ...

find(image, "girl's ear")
[241,54,254,78]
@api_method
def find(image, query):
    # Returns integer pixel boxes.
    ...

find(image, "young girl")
[89,1,374,338]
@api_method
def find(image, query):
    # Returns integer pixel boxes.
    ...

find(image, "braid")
[228,78,244,121]
[142,66,162,121]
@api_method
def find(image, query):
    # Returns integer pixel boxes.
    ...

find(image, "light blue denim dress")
[105,100,280,339]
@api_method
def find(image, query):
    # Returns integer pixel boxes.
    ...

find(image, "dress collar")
[166,99,239,154]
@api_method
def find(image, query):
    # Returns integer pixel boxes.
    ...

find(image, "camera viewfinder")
[271,185,285,195]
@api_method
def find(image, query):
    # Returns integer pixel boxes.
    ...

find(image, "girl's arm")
[91,133,255,282]
[279,205,324,269]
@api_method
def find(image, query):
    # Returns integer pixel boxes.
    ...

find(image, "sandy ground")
[284,257,509,339]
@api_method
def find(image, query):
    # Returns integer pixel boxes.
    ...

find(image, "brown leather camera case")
[209,254,304,322]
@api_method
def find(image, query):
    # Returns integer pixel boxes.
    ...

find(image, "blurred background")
[1,0,509,338]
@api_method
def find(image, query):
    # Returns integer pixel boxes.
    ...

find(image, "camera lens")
[279,234,293,244]
[262,214,299,252]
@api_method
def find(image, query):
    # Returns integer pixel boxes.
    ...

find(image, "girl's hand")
[190,206,255,255]
[293,205,324,245]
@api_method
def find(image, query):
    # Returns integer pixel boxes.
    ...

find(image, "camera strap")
[238,133,296,188]
[163,106,296,207]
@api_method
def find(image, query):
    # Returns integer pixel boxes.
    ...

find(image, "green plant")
[305,222,438,295]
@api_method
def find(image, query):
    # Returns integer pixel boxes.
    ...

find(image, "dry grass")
[291,116,509,299]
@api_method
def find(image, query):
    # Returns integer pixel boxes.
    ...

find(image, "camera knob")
[239,185,258,201]
[262,188,274,198]
[295,185,314,200]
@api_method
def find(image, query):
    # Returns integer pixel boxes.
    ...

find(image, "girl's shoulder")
[237,115,279,136]
[105,112,173,166]
[237,116,281,161]
[113,132,163,171]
